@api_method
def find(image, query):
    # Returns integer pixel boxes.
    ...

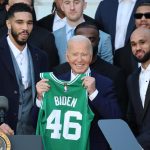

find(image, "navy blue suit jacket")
[0,37,49,132]
[95,0,148,50]
[127,68,150,150]
[56,70,122,150]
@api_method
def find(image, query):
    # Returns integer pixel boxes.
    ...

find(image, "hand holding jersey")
[36,35,97,101]
[36,75,97,100]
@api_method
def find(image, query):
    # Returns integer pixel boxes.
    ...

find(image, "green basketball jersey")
[36,72,94,150]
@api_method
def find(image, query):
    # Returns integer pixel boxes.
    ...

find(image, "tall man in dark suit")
[0,3,48,135]
[95,0,148,51]
[36,35,122,150]
[54,0,113,64]
[53,22,128,117]
[127,27,150,150]
[114,2,150,78]
[0,0,59,70]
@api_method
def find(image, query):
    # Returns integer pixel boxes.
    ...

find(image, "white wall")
[34,0,101,20]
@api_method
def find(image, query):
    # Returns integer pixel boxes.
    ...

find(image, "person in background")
[127,27,150,150]
[0,0,7,28]
[53,22,128,118]
[0,0,59,71]
[114,2,150,78]
[37,0,66,32]
[54,0,113,64]
[0,3,48,135]
[36,35,122,150]
[95,0,149,51]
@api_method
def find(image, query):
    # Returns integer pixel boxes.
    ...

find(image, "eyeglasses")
[134,13,150,19]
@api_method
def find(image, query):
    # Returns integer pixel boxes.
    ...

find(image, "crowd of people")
[0,0,150,150]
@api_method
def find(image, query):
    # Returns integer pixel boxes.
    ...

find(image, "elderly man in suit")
[53,21,128,118]
[53,0,113,64]
[127,27,150,150]
[0,3,48,135]
[36,35,122,150]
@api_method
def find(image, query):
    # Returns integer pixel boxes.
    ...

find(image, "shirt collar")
[71,68,91,81]
[7,35,28,58]
[66,23,75,35]
[118,0,136,3]
[141,64,150,73]
[54,13,66,22]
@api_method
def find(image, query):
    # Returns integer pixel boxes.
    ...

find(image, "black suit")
[127,68,150,150]
[0,37,49,132]
[56,70,122,150]
[114,42,138,78]
[37,13,55,32]
[0,25,59,70]
[0,4,7,29]
[53,56,128,116]
[37,13,96,32]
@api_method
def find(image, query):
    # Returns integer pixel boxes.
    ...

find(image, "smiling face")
[135,5,150,29]
[61,0,86,22]
[66,36,92,74]
[130,28,150,67]
[7,11,33,49]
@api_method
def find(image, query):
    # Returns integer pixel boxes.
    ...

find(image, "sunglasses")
[134,13,150,19]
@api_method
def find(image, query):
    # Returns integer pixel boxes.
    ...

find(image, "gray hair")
[67,35,93,55]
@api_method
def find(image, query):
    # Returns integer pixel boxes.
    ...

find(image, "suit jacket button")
[14,90,18,94]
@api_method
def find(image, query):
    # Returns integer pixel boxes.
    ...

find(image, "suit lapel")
[143,81,150,118]
[0,37,16,78]
[131,69,144,121]
[110,0,118,45]
[125,0,142,43]
[49,14,55,32]
[28,45,40,83]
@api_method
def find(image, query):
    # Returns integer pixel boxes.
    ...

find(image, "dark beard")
[11,29,29,46]
[133,50,150,63]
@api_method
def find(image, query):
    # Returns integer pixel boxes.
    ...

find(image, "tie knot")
[67,28,74,41]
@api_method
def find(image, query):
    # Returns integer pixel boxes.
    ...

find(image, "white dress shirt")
[139,64,150,107]
[7,36,29,89]
[53,13,66,32]
[115,0,136,50]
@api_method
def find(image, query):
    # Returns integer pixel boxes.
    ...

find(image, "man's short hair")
[74,22,99,35]
[7,3,33,19]
[137,2,150,8]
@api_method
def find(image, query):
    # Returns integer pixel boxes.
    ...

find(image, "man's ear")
[61,3,64,12]
[5,4,10,11]
[83,1,87,10]
[6,20,11,31]
[66,51,69,62]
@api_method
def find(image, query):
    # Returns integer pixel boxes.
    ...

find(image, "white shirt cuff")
[89,89,98,101]
[36,98,42,108]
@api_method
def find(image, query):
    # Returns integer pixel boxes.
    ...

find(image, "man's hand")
[0,123,14,135]
[82,76,96,95]
[36,79,50,100]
